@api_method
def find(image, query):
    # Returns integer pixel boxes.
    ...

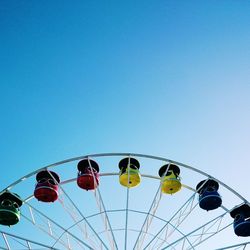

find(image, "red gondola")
[34,170,60,202]
[77,159,100,191]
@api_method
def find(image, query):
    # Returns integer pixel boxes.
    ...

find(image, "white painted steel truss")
[0,153,249,250]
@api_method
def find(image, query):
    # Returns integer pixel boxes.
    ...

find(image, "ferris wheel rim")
[1,152,249,250]
[1,152,248,204]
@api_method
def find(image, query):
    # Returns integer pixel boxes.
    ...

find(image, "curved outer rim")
[0,152,249,250]
[1,152,249,204]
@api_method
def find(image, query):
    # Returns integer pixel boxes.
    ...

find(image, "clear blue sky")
[1,0,250,193]
[0,1,250,247]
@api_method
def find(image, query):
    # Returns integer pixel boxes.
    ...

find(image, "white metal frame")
[0,153,249,250]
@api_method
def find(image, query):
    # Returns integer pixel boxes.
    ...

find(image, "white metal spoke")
[144,179,225,250]
[22,201,93,249]
[142,193,197,250]
[47,170,109,250]
[81,208,194,249]
[133,183,162,250]
[89,157,119,250]
[188,221,232,250]
[124,156,131,250]
[22,210,76,249]
[57,194,99,249]
[161,211,230,249]
[0,230,61,250]
[2,234,10,250]
[0,152,249,249]
[215,242,250,250]
[93,187,118,249]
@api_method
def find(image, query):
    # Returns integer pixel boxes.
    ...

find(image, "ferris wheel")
[0,153,249,250]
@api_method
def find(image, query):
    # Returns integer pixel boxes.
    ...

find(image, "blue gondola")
[230,204,250,237]
[196,179,222,211]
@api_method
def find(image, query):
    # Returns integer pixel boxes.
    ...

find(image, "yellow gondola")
[119,157,141,188]
[158,164,181,194]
